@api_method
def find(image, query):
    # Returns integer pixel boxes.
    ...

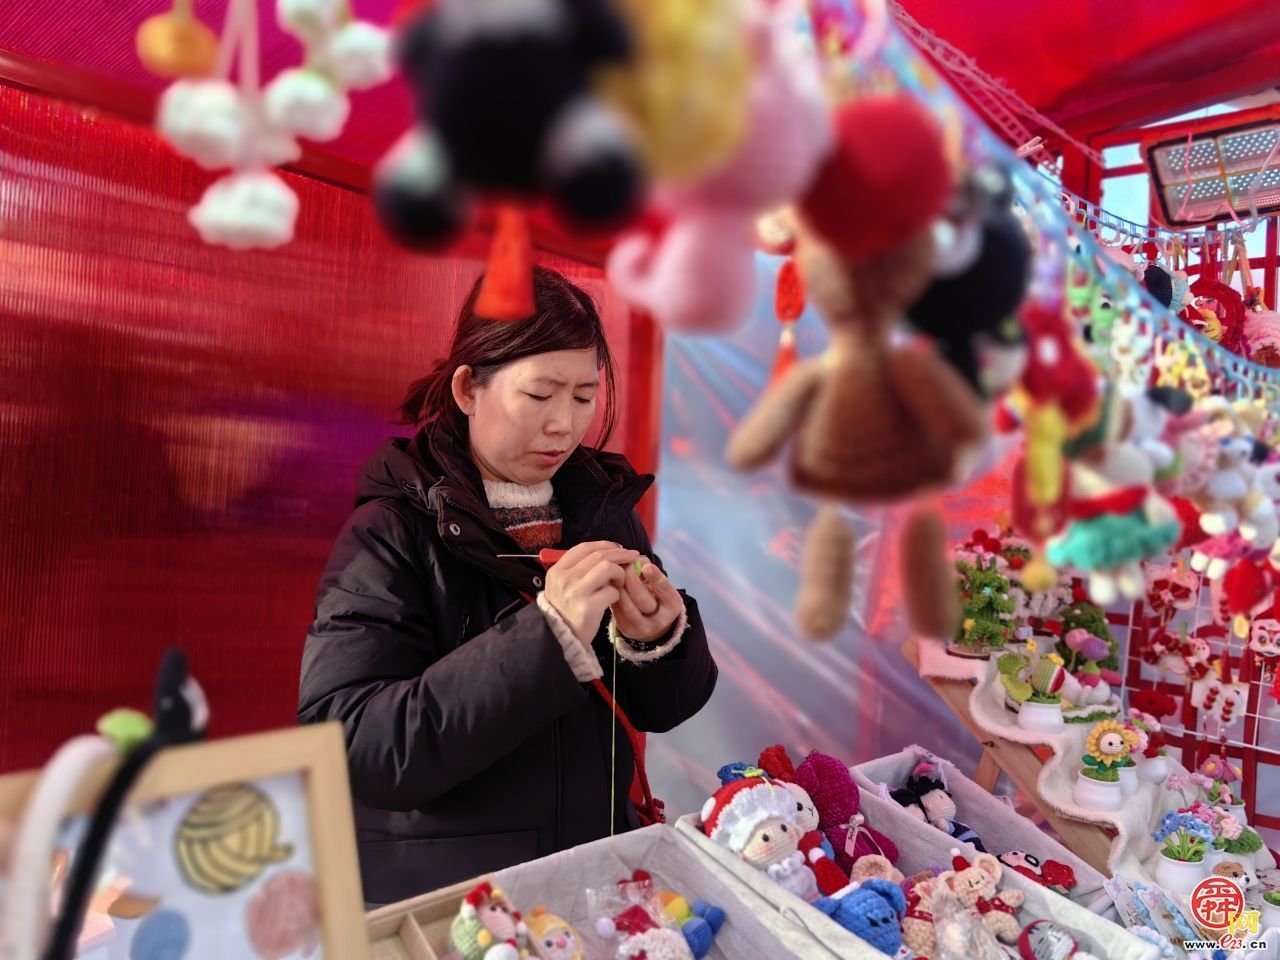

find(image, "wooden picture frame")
[0,722,368,960]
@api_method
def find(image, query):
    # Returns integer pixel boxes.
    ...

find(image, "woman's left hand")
[611,559,683,643]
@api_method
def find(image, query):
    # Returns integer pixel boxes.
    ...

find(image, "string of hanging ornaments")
[140,0,394,249]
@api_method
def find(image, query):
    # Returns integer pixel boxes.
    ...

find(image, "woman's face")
[455,348,600,485]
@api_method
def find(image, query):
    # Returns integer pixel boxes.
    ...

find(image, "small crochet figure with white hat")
[699,777,819,901]
[448,882,530,960]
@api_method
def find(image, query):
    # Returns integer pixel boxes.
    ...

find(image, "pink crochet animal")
[794,751,898,873]
[605,7,830,332]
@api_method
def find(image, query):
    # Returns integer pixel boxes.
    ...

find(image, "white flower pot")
[1261,899,1280,931]
[1136,755,1170,783]
[1074,771,1122,811]
[1202,848,1229,871]
[1155,852,1206,897]
[1017,699,1065,734]
[1118,765,1139,796]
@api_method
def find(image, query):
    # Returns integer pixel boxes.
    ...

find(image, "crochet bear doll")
[901,874,945,960]
[812,879,907,956]
[942,850,1024,943]
[700,777,818,901]
[794,750,898,874]
[726,94,984,640]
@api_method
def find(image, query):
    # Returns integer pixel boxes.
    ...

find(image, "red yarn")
[1170,497,1209,550]
[798,95,953,259]
[757,745,797,783]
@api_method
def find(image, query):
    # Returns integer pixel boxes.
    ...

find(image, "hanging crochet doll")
[606,2,831,333]
[1046,384,1182,604]
[727,94,983,640]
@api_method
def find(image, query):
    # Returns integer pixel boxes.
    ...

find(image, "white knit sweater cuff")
[537,593,604,682]
[609,604,688,663]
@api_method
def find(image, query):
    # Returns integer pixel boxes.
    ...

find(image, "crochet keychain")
[155,0,390,250]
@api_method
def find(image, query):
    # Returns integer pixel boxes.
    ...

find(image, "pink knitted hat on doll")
[700,778,794,853]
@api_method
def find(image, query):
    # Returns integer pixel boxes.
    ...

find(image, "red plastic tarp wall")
[0,85,659,772]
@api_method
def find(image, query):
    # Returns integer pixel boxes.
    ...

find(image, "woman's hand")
[611,559,683,643]
[543,542,638,646]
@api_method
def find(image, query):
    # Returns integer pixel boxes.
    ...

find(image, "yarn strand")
[609,636,618,837]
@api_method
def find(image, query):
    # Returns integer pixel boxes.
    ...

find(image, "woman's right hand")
[543,541,639,646]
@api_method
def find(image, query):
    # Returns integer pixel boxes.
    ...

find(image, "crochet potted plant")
[1073,720,1138,811]
[997,645,1066,734]
[1218,813,1264,871]
[1057,621,1123,724]
[1152,812,1213,896]
[949,556,1016,659]
[1262,890,1280,930]
[1127,708,1170,783]
[1178,803,1227,871]
[1114,719,1150,797]
[1199,754,1246,825]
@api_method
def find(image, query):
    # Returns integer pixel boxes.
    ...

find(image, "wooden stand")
[901,637,1118,875]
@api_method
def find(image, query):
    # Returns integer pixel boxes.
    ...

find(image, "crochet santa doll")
[700,776,819,901]
[756,746,850,895]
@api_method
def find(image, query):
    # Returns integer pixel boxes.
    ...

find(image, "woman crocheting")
[298,267,717,904]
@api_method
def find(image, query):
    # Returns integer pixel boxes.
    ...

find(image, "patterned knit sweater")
[483,480,562,552]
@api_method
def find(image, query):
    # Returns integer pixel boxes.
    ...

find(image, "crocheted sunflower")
[1083,719,1139,770]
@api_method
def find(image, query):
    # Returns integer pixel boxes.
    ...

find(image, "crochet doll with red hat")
[753,747,850,895]
[449,882,530,960]
[727,94,984,640]
[699,776,818,902]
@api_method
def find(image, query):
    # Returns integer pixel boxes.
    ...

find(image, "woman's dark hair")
[401,267,618,449]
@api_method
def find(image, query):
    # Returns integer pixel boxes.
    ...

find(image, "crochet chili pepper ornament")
[1009,303,1101,592]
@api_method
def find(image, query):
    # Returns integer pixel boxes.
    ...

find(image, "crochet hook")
[496,548,570,567]
[497,550,647,577]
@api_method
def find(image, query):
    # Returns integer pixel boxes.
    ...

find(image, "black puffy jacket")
[298,420,717,904]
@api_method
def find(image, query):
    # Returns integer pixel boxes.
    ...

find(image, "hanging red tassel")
[769,257,804,386]
[476,204,534,321]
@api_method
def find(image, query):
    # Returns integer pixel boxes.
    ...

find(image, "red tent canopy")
[3,0,1279,172]
[902,0,1280,135]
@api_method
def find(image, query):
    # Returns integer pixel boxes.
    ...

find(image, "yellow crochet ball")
[1020,557,1058,594]
[137,11,219,78]
[599,0,752,182]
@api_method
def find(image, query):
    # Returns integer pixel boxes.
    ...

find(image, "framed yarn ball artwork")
[0,723,368,960]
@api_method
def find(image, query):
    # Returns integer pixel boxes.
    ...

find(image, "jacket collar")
[409,420,653,589]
